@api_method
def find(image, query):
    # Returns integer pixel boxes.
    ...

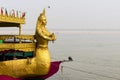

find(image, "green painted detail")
[0,40,3,43]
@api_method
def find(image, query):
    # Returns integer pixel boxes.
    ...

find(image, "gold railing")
[0,15,25,24]
[0,35,34,41]
[0,43,35,52]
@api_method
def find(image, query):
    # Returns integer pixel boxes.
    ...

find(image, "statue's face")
[42,17,47,25]
[39,15,47,25]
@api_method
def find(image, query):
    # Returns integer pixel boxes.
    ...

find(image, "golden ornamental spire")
[0,7,25,24]
[40,8,46,17]
[43,8,45,15]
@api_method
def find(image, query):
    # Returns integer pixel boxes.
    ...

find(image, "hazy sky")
[0,0,120,30]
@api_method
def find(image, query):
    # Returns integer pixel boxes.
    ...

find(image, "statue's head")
[38,9,47,25]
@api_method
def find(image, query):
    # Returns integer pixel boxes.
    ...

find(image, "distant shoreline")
[49,28,120,31]
[50,29,120,34]
[0,29,120,35]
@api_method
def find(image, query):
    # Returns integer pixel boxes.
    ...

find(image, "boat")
[0,8,62,80]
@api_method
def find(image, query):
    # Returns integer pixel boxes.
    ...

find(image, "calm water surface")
[47,31,120,80]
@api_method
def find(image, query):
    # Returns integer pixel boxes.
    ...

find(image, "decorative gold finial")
[40,8,45,17]
[38,8,46,21]
[43,8,45,15]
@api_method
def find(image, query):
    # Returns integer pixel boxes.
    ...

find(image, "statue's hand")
[50,33,56,41]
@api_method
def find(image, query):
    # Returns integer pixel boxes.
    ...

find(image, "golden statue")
[0,9,56,78]
[35,9,56,48]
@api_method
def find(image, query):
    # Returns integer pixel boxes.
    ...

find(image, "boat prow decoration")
[0,8,61,80]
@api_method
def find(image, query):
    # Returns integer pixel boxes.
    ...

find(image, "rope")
[51,57,120,80]
[62,66,120,80]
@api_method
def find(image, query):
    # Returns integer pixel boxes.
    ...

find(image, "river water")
[47,30,120,80]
